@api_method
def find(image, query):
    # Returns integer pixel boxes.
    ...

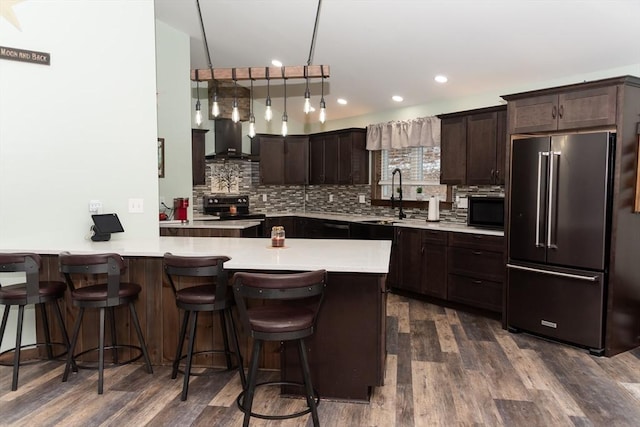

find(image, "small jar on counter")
[271,226,285,247]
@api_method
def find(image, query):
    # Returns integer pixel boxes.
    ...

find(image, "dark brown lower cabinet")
[391,228,447,299]
[281,272,387,401]
[391,226,504,313]
[447,233,504,312]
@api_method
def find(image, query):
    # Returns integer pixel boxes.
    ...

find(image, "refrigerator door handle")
[536,152,548,248]
[507,263,599,282]
[547,151,561,249]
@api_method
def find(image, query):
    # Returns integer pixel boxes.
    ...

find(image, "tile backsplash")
[192,160,504,224]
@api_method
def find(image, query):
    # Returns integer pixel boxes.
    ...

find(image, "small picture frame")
[158,138,165,178]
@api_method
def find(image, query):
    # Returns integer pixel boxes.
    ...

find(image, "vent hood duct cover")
[206,118,251,159]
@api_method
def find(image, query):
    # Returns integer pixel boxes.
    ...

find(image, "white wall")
[0,0,159,241]
[308,63,640,132]
[156,20,193,218]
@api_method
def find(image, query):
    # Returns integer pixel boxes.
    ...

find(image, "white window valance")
[366,116,441,150]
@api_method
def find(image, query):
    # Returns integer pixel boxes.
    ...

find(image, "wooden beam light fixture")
[190,65,329,82]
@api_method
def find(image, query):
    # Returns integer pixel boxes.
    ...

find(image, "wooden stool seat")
[0,253,71,391]
[233,270,327,427]
[163,253,245,401]
[59,252,153,394]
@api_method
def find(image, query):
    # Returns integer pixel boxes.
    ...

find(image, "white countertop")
[267,212,505,237]
[0,236,391,274]
[160,219,262,229]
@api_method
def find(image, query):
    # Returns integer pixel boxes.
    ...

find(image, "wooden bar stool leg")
[226,309,246,388]
[108,307,118,364]
[0,306,9,351]
[98,308,106,395]
[218,311,233,369]
[172,310,190,380]
[64,308,84,382]
[298,338,320,426]
[241,339,263,427]
[39,304,54,359]
[128,303,153,374]
[182,311,198,401]
[11,305,25,391]
[52,299,76,371]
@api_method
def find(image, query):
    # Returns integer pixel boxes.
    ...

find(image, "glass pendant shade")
[303,89,311,114]
[211,93,220,117]
[319,98,326,124]
[249,116,256,138]
[265,97,273,122]
[231,99,240,123]
[281,113,288,137]
[195,100,203,126]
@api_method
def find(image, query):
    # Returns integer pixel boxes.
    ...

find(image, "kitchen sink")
[359,219,396,225]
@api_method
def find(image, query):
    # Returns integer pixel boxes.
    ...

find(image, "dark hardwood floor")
[2,293,639,426]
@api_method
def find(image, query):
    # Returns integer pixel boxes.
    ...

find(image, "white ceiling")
[154,0,640,123]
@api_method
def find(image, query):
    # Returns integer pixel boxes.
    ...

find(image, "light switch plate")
[358,195,366,203]
[458,197,468,209]
[128,198,144,213]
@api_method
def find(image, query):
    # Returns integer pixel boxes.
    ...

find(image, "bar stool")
[163,253,245,401]
[232,270,327,427]
[0,253,71,391]
[59,252,153,394]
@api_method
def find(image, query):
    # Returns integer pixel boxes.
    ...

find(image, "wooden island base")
[35,255,386,402]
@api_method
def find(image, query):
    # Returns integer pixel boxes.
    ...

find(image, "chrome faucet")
[391,168,406,220]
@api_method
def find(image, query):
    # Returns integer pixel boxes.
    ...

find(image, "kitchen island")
[0,236,391,401]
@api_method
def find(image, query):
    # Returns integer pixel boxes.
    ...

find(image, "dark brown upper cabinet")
[191,128,209,186]
[256,134,309,185]
[439,105,507,186]
[505,85,617,134]
[309,128,368,185]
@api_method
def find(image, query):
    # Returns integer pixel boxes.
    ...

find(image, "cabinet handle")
[552,105,557,119]
[421,245,425,254]
[472,280,483,285]
[495,170,500,181]
[490,169,495,183]
[472,250,483,255]
[558,104,564,118]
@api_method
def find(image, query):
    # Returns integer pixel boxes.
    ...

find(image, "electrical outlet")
[458,197,468,209]
[329,194,334,202]
[128,198,144,213]
[305,194,309,201]
[262,194,267,202]
[89,200,102,214]
[358,195,366,203]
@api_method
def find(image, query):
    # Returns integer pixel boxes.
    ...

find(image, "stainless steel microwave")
[467,196,505,229]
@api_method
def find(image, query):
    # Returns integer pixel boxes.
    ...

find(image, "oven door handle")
[507,263,599,282]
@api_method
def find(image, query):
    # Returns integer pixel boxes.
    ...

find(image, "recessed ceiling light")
[434,75,448,83]
[337,98,347,105]
[271,59,283,67]
[392,95,404,102]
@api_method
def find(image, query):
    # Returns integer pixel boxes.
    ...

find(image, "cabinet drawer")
[422,229,448,245]
[449,232,504,251]
[447,274,502,312]
[448,247,504,282]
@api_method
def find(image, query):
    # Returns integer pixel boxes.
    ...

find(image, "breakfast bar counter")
[0,236,391,401]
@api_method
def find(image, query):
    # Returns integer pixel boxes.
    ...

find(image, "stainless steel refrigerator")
[506,131,614,355]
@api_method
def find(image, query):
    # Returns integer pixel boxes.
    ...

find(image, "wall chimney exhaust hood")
[205,118,253,160]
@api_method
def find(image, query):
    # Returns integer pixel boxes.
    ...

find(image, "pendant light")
[264,67,273,122]
[319,65,326,124]
[194,71,203,126]
[303,66,311,114]
[248,69,256,138]
[231,68,240,123]
[211,79,220,118]
[281,67,288,137]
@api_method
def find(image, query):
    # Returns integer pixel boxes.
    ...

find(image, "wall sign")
[0,45,50,65]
